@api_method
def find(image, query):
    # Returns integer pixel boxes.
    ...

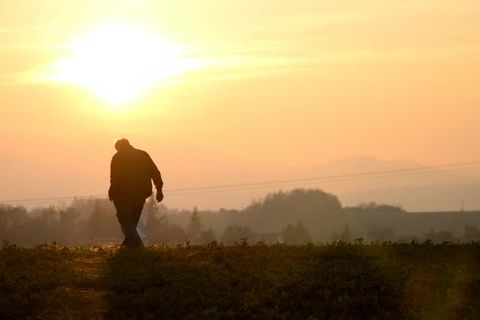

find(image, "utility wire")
[166,163,480,196]
[167,161,480,194]
[1,160,480,204]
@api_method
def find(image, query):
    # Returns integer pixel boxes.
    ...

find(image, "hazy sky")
[1,0,479,209]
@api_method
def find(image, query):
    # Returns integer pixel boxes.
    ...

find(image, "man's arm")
[109,155,119,201]
[146,153,164,201]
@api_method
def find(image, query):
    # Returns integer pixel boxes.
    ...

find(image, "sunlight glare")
[53,24,200,105]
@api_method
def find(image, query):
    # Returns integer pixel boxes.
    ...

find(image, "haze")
[1,0,479,210]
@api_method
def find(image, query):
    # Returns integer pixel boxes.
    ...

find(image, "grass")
[1,242,480,319]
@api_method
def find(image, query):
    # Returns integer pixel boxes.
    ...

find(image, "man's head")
[114,138,132,152]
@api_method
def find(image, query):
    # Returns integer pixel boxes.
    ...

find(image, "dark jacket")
[109,147,163,200]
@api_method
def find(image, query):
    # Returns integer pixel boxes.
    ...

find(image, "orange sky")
[1,0,479,209]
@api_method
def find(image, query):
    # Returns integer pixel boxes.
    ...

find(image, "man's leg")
[132,198,146,227]
[113,199,143,247]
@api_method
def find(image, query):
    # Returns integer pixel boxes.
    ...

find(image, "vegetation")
[2,188,480,247]
[1,242,480,319]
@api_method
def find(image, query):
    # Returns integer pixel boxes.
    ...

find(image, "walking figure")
[108,138,164,247]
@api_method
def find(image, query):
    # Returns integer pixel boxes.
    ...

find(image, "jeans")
[113,197,146,247]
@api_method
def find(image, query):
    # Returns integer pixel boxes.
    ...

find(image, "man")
[109,138,164,247]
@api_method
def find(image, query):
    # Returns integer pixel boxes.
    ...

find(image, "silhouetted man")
[109,139,163,247]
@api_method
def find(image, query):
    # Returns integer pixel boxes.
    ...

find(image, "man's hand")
[156,190,164,202]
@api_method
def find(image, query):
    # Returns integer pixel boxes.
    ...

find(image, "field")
[1,242,480,319]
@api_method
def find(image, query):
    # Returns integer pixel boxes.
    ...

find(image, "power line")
[167,161,480,194]
[0,195,88,204]
[166,163,480,196]
[3,161,480,203]
[1,160,480,204]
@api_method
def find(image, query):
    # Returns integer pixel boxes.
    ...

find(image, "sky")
[1,0,479,210]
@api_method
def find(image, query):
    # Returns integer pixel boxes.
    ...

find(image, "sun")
[53,24,199,105]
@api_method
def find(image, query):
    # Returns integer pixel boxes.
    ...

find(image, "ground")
[1,242,480,319]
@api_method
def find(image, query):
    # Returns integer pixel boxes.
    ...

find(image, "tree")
[86,199,120,244]
[200,228,216,243]
[463,225,480,242]
[424,229,455,243]
[221,225,252,244]
[142,196,186,244]
[368,228,395,242]
[187,207,203,243]
[339,223,352,242]
[282,222,312,244]
[0,205,27,242]
[241,189,344,240]
[57,207,80,245]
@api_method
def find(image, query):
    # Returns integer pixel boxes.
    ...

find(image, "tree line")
[1,188,480,246]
